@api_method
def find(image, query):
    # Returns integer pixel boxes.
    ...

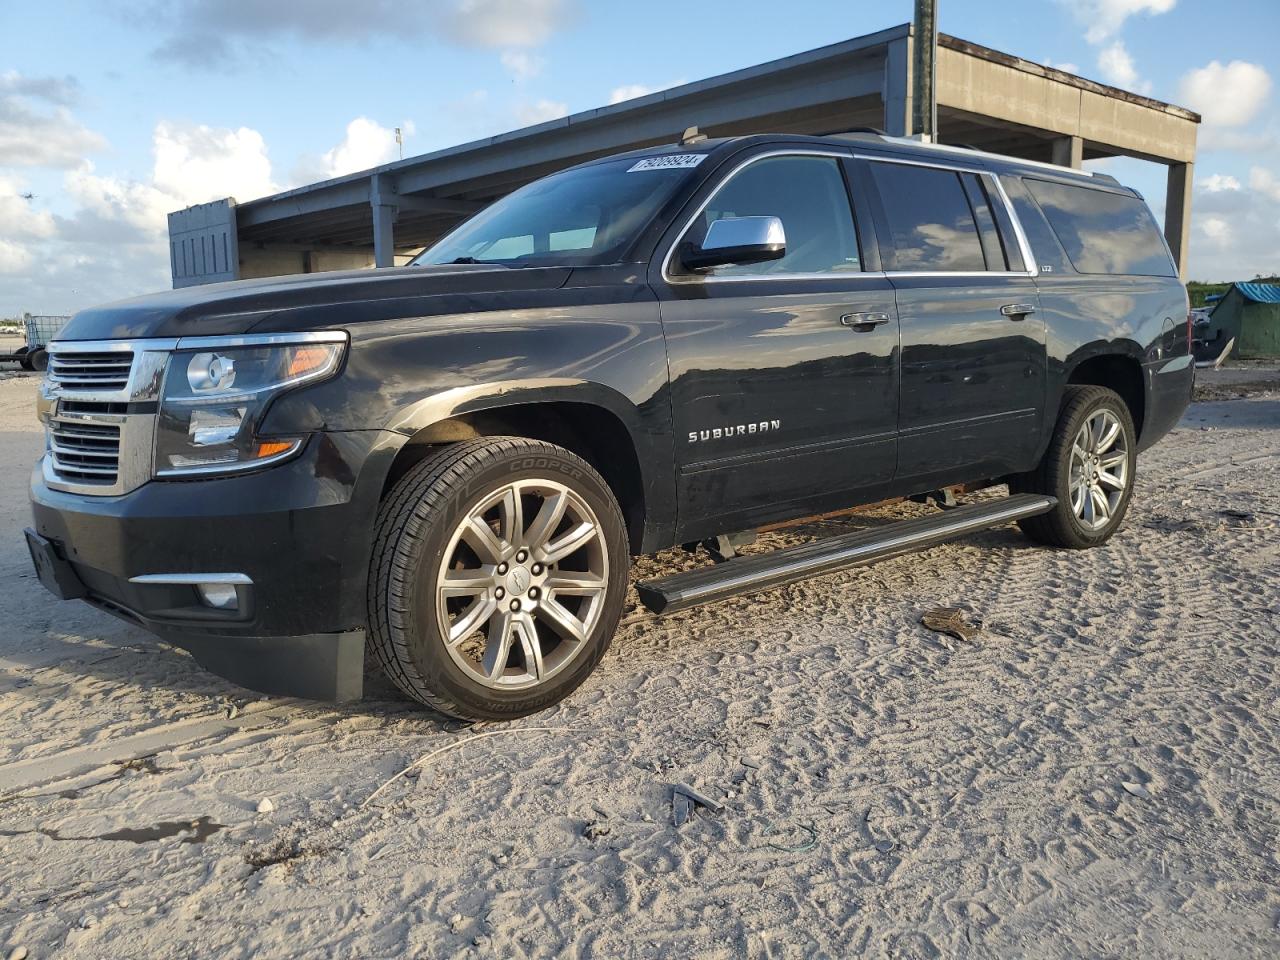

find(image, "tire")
[1013,385,1137,549]
[367,437,629,720]
[28,348,48,372]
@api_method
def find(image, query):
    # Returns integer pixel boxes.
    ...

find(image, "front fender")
[261,300,676,551]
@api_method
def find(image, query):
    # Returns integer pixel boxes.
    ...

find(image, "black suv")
[28,133,1193,720]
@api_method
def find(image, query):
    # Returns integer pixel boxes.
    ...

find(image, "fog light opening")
[197,582,240,611]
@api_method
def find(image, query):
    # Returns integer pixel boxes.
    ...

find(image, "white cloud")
[1188,175,1280,281]
[607,79,685,106]
[1096,41,1149,93]
[0,70,81,105]
[609,84,659,105]
[1061,0,1177,45]
[500,50,544,81]
[2,120,283,314]
[1249,167,1280,203]
[0,175,56,239]
[153,121,278,205]
[0,71,106,168]
[319,117,406,179]
[515,99,569,126]
[1197,215,1231,246]
[442,0,573,48]
[1178,60,1272,127]
[0,238,34,276]
[1198,173,1241,193]
[1041,59,1080,75]
[151,0,573,68]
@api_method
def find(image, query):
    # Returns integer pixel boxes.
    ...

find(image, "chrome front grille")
[41,339,176,497]
[48,416,122,486]
[49,351,135,392]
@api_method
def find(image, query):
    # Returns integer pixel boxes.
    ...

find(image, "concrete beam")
[1051,135,1084,169]
[370,174,397,269]
[936,42,1198,164]
[1164,161,1193,281]
[883,34,913,137]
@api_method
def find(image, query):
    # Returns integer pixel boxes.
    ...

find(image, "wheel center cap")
[507,566,532,595]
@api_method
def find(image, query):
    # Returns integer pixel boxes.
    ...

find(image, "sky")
[1,0,1278,316]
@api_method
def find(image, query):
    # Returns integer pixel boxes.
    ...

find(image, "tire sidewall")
[395,447,628,719]
[1052,391,1137,545]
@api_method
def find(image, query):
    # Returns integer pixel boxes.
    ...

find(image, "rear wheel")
[27,348,48,372]
[367,437,629,720]
[1014,385,1137,549]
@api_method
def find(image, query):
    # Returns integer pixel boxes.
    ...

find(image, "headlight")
[155,333,346,477]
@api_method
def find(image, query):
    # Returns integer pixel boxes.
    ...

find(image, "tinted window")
[1000,175,1070,275]
[961,173,1011,270]
[682,155,861,275]
[1025,178,1175,277]
[416,156,698,267]
[871,163,987,271]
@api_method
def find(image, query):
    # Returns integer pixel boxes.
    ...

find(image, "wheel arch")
[381,383,655,553]
[1064,348,1146,440]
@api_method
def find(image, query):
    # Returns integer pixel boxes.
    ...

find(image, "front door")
[652,151,900,542]
[861,156,1047,485]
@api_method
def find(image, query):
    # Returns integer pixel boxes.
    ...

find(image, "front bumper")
[28,429,401,701]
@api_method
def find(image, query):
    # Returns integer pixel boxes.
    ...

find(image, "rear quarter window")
[1024,178,1175,277]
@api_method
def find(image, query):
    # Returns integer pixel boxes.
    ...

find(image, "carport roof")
[220,23,1200,253]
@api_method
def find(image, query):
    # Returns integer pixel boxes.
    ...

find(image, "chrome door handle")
[1000,303,1036,319]
[840,312,891,330]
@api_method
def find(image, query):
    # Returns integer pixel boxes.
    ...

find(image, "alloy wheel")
[1068,409,1129,531]
[434,480,609,690]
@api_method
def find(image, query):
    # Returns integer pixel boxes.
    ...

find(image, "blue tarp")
[1234,282,1280,304]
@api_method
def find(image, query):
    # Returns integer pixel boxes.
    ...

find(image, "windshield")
[412,156,703,267]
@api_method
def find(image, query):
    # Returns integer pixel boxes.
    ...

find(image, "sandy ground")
[0,369,1278,959]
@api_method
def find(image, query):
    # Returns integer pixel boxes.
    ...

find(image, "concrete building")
[167,23,1200,288]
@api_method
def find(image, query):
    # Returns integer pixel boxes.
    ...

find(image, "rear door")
[859,155,1046,485]
[651,148,900,541]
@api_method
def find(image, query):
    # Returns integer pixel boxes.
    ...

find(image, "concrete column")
[370,173,397,269]
[1164,161,1193,280]
[883,35,913,137]
[1051,135,1084,169]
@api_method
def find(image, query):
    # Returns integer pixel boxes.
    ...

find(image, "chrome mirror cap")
[681,216,786,271]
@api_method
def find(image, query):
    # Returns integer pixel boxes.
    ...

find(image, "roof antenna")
[680,125,707,145]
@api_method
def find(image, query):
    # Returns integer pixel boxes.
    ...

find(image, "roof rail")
[878,135,1105,179]
[829,127,887,142]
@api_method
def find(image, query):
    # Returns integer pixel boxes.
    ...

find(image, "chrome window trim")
[660,147,1042,284]
[660,148,861,285]
[856,153,1039,278]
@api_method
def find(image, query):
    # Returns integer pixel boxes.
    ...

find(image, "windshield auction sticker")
[627,154,708,172]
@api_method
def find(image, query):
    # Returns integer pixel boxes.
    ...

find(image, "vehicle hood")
[54,264,575,341]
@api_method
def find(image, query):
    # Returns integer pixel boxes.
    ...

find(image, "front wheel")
[367,437,629,720]
[1013,385,1137,549]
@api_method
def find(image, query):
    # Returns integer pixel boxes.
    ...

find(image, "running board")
[636,494,1056,615]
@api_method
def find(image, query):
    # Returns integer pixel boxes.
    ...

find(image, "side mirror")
[680,216,786,271]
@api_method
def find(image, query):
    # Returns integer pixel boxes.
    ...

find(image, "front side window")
[679,155,862,276]
[414,156,700,267]
[871,162,988,272]
[1024,178,1175,277]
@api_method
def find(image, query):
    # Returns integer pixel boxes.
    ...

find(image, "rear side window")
[1000,175,1071,275]
[869,163,995,271]
[1024,178,1175,277]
